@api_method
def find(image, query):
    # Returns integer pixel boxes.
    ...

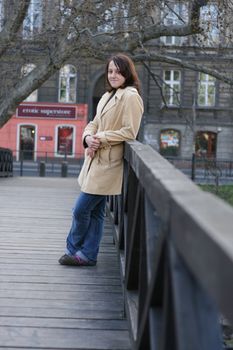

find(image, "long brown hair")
[105,53,141,95]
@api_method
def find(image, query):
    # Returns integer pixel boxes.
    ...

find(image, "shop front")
[0,102,88,160]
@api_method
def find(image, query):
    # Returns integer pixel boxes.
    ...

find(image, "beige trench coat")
[78,86,144,195]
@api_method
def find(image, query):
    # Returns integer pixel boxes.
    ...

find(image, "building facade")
[142,1,233,160]
[0,0,232,161]
[0,102,87,160]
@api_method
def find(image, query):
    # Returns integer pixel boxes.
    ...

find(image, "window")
[21,64,38,102]
[60,0,72,25]
[198,73,216,107]
[200,4,219,45]
[59,0,81,40]
[59,65,77,103]
[56,125,74,156]
[98,3,128,32]
[23,0,42,38]
[160,129,180,156]
[0,0,4,31]
[163,70,181,106]
[195,131,217,158]
[161,2,188,45]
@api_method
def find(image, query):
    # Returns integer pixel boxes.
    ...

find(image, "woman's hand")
[86,148,95,158]
[85,135,100,151]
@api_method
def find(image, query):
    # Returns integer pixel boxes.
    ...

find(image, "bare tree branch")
[0,0,30,56]
[0,0,232,128]
[133,53,233,86]
[190,0,209,31]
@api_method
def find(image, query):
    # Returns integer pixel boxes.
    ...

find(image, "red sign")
[17,104,78,119]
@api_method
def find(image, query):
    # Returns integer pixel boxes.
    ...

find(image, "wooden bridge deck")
[0,177,131,350]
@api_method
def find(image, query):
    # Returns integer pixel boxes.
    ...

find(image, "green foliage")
[199,184,233,207]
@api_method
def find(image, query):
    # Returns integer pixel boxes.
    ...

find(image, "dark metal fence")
[107,141,233,350]
[12,150,84,177]
[0,147,13,177]
[166,155,233,184]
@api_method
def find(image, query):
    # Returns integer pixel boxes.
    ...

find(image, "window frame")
[197,73,216,107]
[0,0,4,31]
[97,3,129,33]
[23,0,42,39]
[161,2,188,46]
[163,70,181,106]
[55,124,76,158]
[21,63,38,102]
[199,3,220,46]
[160,128,181,157]
[58,64,77,104]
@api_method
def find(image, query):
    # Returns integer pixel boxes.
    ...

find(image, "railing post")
[61,161,68,177]
[191,152,196,181]
[20,151,24,177]
[39,161,46,177]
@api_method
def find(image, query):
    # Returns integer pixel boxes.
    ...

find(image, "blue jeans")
[66,192,107,263]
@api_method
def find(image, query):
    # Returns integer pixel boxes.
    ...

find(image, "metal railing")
[107,141,233,350]
[166,155,233,183]
[12,150,84,177]
[0,147,13,177]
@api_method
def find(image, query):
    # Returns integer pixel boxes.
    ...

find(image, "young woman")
[59,53,144,266]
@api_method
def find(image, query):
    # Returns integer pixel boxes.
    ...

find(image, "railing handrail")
[107,140,233,349]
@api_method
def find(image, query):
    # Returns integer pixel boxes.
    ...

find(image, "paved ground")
[0,177,131,350]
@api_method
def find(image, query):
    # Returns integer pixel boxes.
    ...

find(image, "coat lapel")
[99,87,136,118]
[100,93,117,117]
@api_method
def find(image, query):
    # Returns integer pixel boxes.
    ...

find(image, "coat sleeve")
[95,93,143,146]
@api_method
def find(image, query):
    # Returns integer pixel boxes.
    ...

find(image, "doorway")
[20,125,35,160]
[92,74,105,120]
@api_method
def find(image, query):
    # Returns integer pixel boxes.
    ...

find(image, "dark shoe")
[58,254,96,266]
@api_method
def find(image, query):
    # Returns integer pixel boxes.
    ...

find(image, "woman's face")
[108,60,126,89]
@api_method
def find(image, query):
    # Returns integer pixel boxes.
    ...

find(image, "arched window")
[195,131,217,158]
[21,64,38,102]
[0,0,4,31]
[160,129,180,156]
[23,0,42,38]
[59,65,77,103]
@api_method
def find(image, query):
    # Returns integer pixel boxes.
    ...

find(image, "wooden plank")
[0,327,130,349]
[0,306,124,319]
[0,281,122,293]
[0,298,123,311]
[0,317,129,329]
[0,290,123,300]
[0,177,131,350]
